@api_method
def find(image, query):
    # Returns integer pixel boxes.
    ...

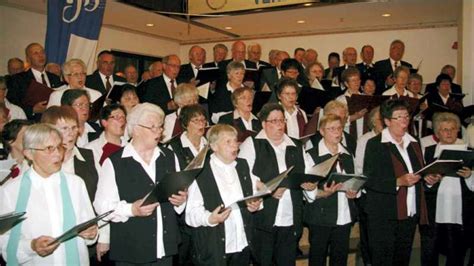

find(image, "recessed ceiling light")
[146,23,154,27]
[382,13,391,17]
[297,20,306,24]
[304,3,313,7]
[225,26,232,30]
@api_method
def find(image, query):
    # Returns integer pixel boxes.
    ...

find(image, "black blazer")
[259,67,279,91]
[6,69,62,119]
[176,63,196,84]
[374,58,412,95]
[208,81,234,115]
[85,70,126,95]
[425,92,463,120]
[141,75,174,114]
[356,62,376,82]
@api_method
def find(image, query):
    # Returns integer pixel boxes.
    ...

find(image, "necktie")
[105,76,112,91]
[41,73,47,86]
[394,61,399,69]
[170,80,176,97]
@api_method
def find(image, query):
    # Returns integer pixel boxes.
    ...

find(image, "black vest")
[108,147,180,263]
[252,138,304,233]
[305,145,357,226]
[167,137,195,170]
[192,158,254,265]
[74,148,99,202]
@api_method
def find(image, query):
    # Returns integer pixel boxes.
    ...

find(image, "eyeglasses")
[265,118,287,125]
[439,127,458,133]
[138,124,163,132]
[67,72,86,78]
[390,115,410,121]
[29,144,65,154]
[72,103,91,109]
[324,126,343,132]
[280,92,297,97]
[190,118,207,124]
[108,114,126,121]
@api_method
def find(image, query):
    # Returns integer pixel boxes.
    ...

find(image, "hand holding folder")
[0,211,26,234]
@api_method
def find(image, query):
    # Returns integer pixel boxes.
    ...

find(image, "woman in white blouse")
[0,124,97,265]
[420,112,473,266]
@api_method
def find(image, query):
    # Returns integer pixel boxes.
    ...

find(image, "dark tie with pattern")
[41,73,47,86]
[170,80,176,97]
[105,76,112,91]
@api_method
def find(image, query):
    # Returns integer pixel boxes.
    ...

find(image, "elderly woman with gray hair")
[0,123,97,265]
[47,58,102,108]
[420,112,473,266]
[94,103,187,265]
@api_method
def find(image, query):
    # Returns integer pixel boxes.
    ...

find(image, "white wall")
[180,27,459,86]
[0,5,180,75]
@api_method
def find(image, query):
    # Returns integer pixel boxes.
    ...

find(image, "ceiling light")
[382,13,391,17]
[146,23,154,27]
[304,3,313,6]
[225,26,232,30]
[297,20,306,24]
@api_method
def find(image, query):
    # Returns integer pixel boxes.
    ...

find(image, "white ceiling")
[0,0,461,44]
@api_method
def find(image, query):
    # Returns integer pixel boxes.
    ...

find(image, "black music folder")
[347,94,390,114]
[439,149,474,168]
[415,159,463,176]
[281,154,338,189]
[0,211,26,234]
[49,210,113,245]
[196,67,220,87]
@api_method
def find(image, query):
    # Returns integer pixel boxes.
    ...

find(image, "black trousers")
[355,195,371,265]
[253,226,297,266]
[226,246,251,266]
[308,223,351,266]
[115,256,172,266]
[420,223,467,266]
[175,224,193,266]
[367,216,417,266]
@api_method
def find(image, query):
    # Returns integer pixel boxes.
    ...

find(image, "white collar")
[381,127,417,148]
[210,153,237,169]
[233,109,258,121]
[390,58,399,66]
[122,142,164,159]
[163,73,175,83]
[84,122,96,133]
[180,132,207,150]
[29,167,60,189]
[31,68,46,76]
[72,146,85,162]
[318,139,350,156]
[255,130,296,148]
[226,82,243,92]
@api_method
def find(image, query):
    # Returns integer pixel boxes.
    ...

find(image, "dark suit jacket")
[257,60,272,69]
[6,69,62,119]
[141,75,174,114]
[374,58,412,95]
[425,92,464,120]
[176,63,196,84]
[208,81,233,115]
[356,62,376,82]
[259,67,279,91]
[85,70,126,95]
[424,82,462,95]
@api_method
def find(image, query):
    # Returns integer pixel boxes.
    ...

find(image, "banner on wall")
[189,0,315,14]
[45,0,106,70]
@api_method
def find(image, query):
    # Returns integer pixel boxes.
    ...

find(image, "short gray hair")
[206,124,237,147]
[62,58,86,76]
[433,112,461,135]
[127,103,165,135]
[226,61,245,75]
[23,123,62,151]
[174,83,198,105]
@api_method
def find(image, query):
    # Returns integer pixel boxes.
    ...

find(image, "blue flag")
[45,0,106,67]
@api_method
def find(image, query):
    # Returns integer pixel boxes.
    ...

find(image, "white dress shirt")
[432,143,474,224]
[4,99,27,120]
[284,107,307,139]
[61,147,85,174]
[84,132,127,167]
[382,86,415,98]
[163,74,177,99]
[47,85,102,108]
[239,131,303,226]
[336,91,364,138]
[381,128,418,217]
[176,133,207,157]
[420,134,438,154]
[233,110,258,131]
[186,154,256,254]
[355,130,377,175]
[0,168,96,265]
[76,122,98,148]
[31,68,51,88]
[304,140,353,225]
[94,143,184,259]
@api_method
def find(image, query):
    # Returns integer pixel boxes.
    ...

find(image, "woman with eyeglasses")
[363,99,440,266]
[0,123,97,265]
[419,112,473,266]
[239,103,308,266]
[382,66,415,98]
[47,59,102,108]
[94,103,187,265]
[85,103,128,167]
[218,86,261,143]
[162,83,200,143]
[276,78,307,139]
[61,89,102,147]
[0,119,33,185]
[303,114,358,266]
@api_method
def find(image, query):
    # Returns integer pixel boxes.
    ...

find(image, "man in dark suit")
[424,65,462,95]
[85,50,126,96]
[217,41,258,90]
[7,43,62,120]
[259,51,289,92]
[374,39,413,95]
[124,65,139,86]
[141,54,181,114]
[247,43,271,69]
[293,47,305,65]
[425,74,464,121]
[177,45,206,84]
[333,47,358,89]
[356,45,376,83]
[324,52,340,80]
[202,43,228,69]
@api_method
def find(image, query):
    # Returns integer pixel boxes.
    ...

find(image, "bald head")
[343,47,357,66]
[231,41,246,62]
[188,45,206,67]
[247,43,262,63]
[163,55,181,80]
[302,49,318,68]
